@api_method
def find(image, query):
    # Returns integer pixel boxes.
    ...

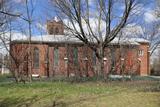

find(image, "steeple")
[47,17,64,35]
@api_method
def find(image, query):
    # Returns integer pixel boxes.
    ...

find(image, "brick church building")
[10,18,150,77]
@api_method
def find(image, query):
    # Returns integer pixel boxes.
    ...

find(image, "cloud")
[144,10,157,23]
[36,23,46,31]
[0,32,27,55]
[121,23,143,38]
[63,18,107,37]
[13,0,25,3]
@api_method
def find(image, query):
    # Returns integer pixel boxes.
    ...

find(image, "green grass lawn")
[0,76,160,107]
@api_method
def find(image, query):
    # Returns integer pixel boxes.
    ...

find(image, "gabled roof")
[11,33,149,45]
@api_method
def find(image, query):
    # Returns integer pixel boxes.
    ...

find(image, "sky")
[11,0,56,35]
[0,0,159,55]
[10,0,158,36]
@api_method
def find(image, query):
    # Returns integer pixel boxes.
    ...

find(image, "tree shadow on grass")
[140,84,160,92]
[0,96,37,107]
[51,94,108,107]
[0,93,56,107]
[53,86,160,107]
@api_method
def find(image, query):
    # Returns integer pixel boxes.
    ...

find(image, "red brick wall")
[11,42,150,77]
[31,44,48,76]
[138,43,150,76]
[11,43,49,76]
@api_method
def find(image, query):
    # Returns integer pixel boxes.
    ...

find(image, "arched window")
[54,47,59,66]
[92,51,96,65]
[110,48,115,68]
[55,27,59,34]
[33,48,39,68]
[49,26,53,35]
[73,47,78,65]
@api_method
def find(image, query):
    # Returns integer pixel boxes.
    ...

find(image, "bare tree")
[0,0,37,83]
[155,0,160,17]
[151,47,160,75]
[52,0,139,78]
[23,0,34,82]
[145,0,160,55]
[0,24,29,83]
[0,0,24,82]
[12,0,37,82]
[140,22,160,56]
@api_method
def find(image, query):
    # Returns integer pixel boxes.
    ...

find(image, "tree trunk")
[98,57,104,77]
[97,45,105,79]
[13,68,19,83]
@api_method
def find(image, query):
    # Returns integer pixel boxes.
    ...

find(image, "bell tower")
[47,17,64,35]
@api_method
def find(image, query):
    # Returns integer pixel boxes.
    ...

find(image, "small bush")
[0,73,13,82]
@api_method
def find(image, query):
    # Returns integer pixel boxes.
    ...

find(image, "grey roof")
[12,34,82,43]
[111,37,149,45]
[11,34,149,45]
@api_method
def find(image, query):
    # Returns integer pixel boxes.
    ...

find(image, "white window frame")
[138,50,144,56]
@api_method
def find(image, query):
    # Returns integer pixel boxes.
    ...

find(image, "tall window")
[111,48,115,67]
[93,51,96,65]
[33,48,39,68]
[73,47,78,65]
[55,27,59,34]
[138,50,144,56]
[49,27,53,35]
[54,47,59,66]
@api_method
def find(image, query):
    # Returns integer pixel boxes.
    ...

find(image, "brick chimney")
[47,17,64,35]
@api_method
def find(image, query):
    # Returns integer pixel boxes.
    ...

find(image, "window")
[73,47,78,65]
[138,50,144,56]
[49,27,53,35]
[55,27,59,34]
[33,48,39,68]
[92,51,96,65]
[54,47,59,66]
[111,48,115,67]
